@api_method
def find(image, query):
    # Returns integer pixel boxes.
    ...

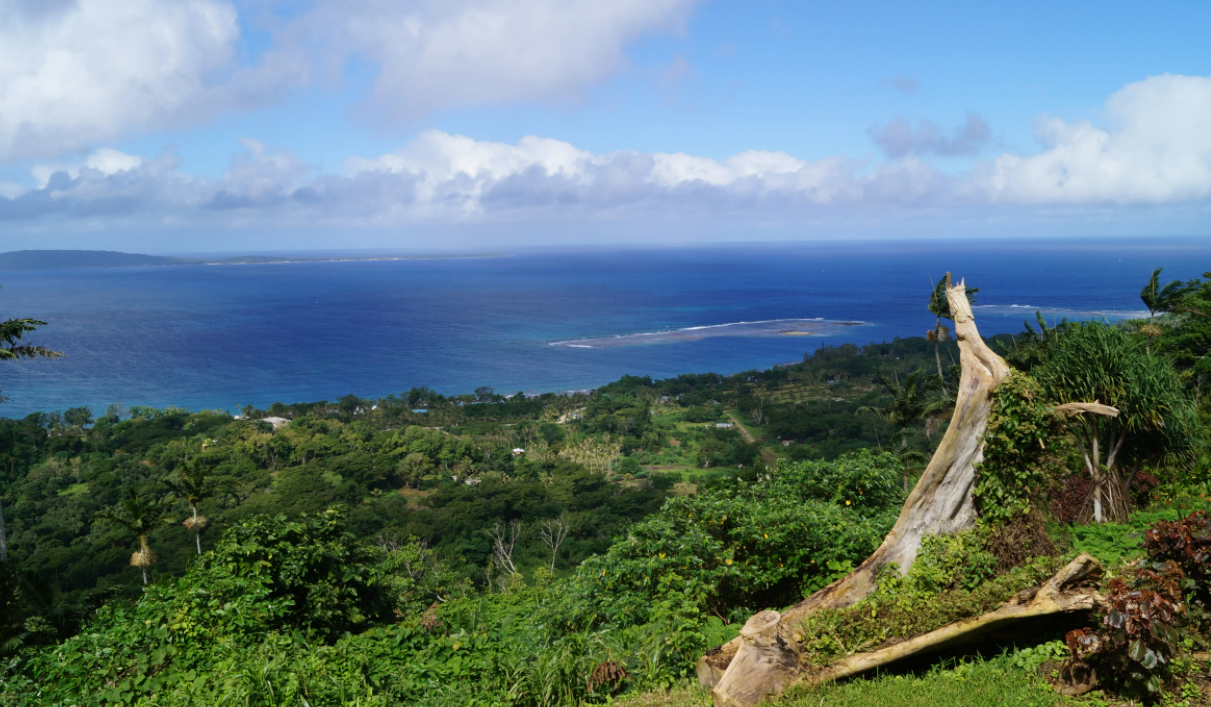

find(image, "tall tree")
[0,292,64,564]
[92,490,172,584]
[926,274,978,379]
[1035,322,1200,523]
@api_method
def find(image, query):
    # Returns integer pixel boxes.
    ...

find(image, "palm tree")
[926,274,979,380]
[164,460,226,554]
[92,490,171,584]
[0,293,64,564]
[858,370,936,490]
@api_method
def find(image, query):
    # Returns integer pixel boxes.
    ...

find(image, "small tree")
[0,293,63,564]
[539,515,571,572]
[396,452,435,489]
[92,490,172,584]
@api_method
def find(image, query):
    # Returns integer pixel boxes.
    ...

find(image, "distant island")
[0,249,506,270]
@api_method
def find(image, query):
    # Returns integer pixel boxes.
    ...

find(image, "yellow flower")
[845,500,851,505]
[658,552,666,559]
[763,533,768,539]
[725,559,733,565]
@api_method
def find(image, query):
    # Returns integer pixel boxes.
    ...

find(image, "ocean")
[0,238,1206,417]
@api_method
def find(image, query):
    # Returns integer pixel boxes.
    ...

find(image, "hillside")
[4,270,1211,706]
[0,250,182,270]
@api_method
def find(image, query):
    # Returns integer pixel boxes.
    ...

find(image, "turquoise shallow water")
[0,238,1205,417]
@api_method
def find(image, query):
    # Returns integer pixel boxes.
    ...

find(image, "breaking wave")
[549,318,869,349]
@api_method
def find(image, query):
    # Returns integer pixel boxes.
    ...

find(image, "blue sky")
[1,0,1209,252]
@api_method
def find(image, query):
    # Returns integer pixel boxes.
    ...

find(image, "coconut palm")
[926,274,978,380]
[92,490,172,584]
[1140,267,1189,321]
[164,460,227,554]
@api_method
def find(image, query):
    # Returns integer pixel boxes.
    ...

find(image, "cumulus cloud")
[0,131,926,226]
[0,0,250,161]
[978,74,1211,203]
[0,0,699,162]
[4,73,1211,231]
[285,0,699,121]
[870,113,991,158]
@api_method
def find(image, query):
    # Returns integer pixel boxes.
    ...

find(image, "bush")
[1142,510,1211,625]
[561,450,903,628]
[975,372,1067,527]
[1067,563,1185,696]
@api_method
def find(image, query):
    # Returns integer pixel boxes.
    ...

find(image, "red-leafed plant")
[1067,562,1185,696]
[1142,511,1211,618]
[1052,475,1092,525]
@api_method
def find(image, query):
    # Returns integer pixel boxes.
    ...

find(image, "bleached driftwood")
[803,553,1103,686]
[703,277,1012,704]
[1053,402,1120,419]
[709,554,1102,706]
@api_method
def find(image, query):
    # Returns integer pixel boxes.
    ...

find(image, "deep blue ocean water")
[1,238,1208,417]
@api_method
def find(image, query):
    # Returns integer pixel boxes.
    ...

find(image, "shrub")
[975,372,1067,527]
[1142,510,1211,624]
[561,450,903,628]
[1067,563,1185,696]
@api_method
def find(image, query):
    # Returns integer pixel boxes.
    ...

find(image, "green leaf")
[1128,639,1146,662]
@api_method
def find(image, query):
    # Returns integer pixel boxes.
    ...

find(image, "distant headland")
[0,249,506,271]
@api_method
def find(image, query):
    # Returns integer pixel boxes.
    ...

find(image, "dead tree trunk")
[701,277,1010,701]
[803,553,1103,687]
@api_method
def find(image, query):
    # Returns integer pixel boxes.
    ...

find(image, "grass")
[616,657,1062,707]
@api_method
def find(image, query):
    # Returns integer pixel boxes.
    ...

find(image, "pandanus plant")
[92,490,171,584]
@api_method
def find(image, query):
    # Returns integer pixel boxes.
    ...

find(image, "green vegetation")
[5,267,1211,705]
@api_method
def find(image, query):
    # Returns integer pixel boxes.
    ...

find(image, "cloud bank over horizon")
[2,73,1210,237]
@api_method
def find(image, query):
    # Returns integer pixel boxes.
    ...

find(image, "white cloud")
[0,0,699,163]
[3,74,1211,232]
[979,74,1211,203]
[291,0,699,121]
[31,148,146,188]
[0,0,245,161]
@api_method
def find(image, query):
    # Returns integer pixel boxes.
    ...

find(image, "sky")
[1,0,1210,253]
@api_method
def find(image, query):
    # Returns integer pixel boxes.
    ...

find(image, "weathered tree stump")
[711,611,802,707]
[703,277,1012,704]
